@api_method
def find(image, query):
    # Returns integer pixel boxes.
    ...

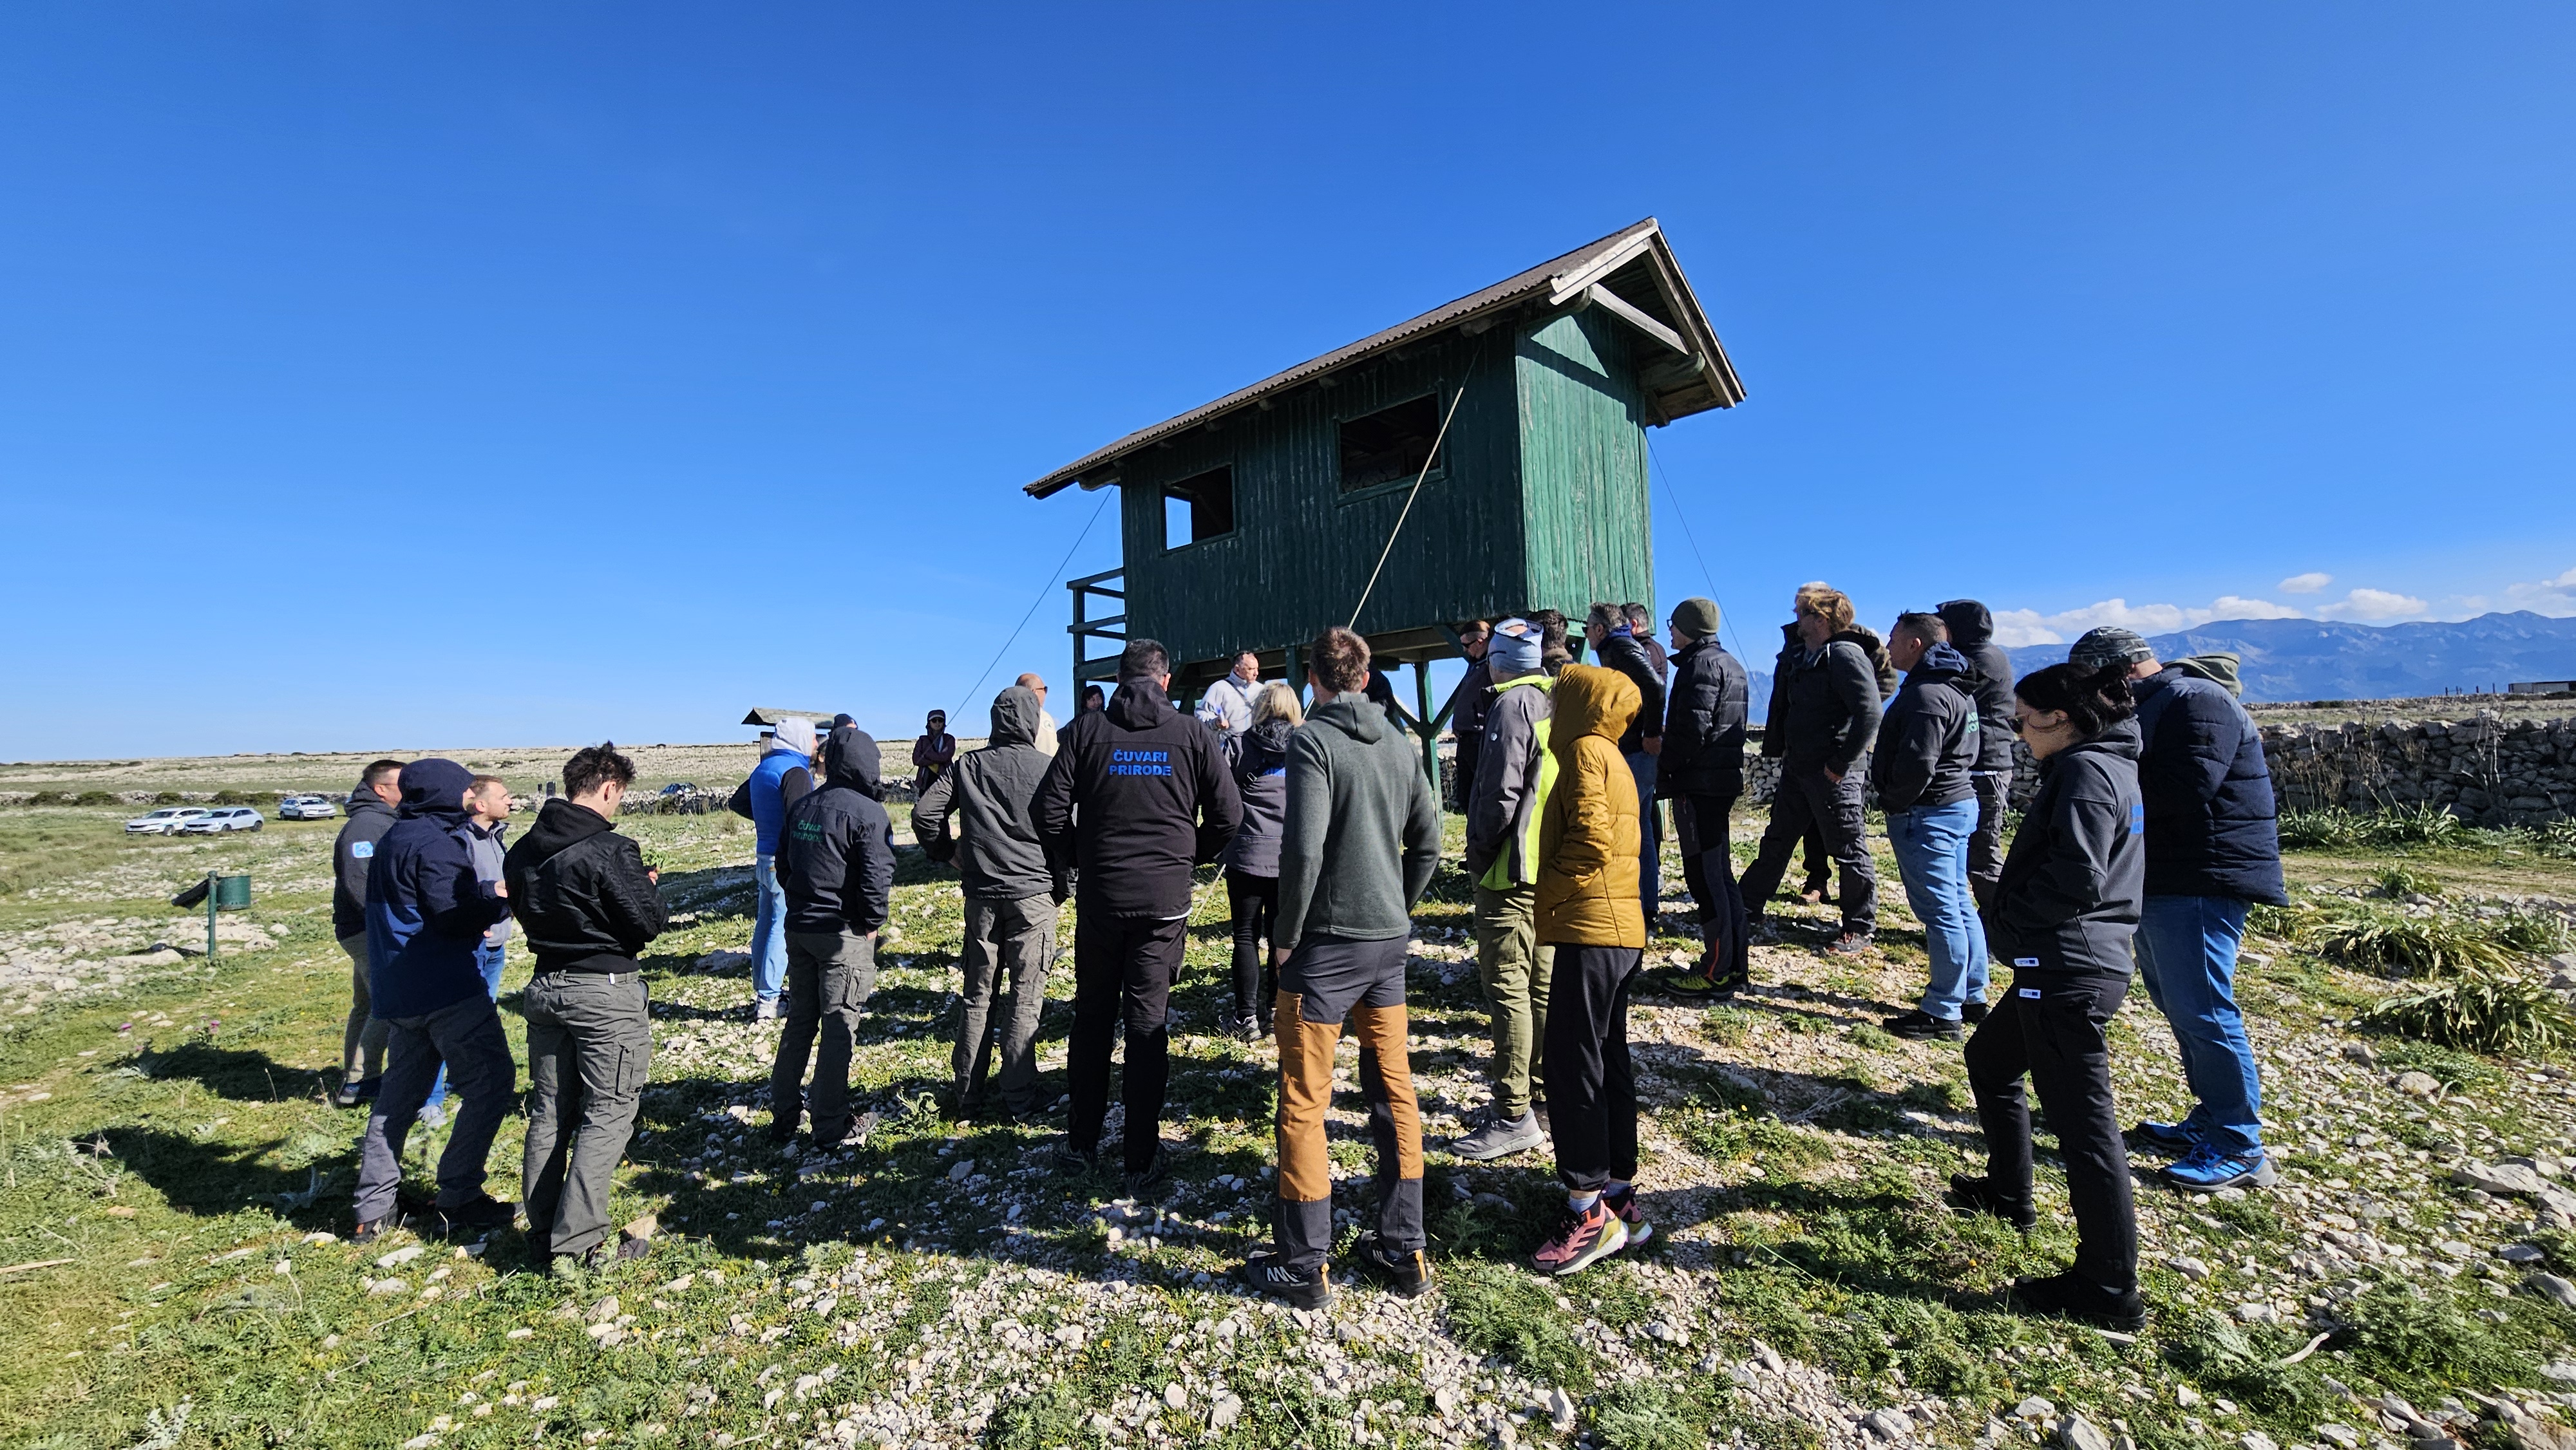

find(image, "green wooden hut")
[1026,218,1742,782]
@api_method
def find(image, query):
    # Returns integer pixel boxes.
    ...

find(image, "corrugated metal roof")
[1026,218,1741,498]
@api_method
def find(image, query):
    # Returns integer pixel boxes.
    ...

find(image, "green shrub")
[2278,808,2362,850]
[2302,908,2516,977]
[72,789,118,806]
[153,791,181,805]
[2372,865,2435,899]
[2159,1312,2328,1420]
[2358,968,2576,1055]
[2343,1282,2537,1387]
[1440,1260,1593,1390]
[1591,1380,1716,1450]
[2494,906,2571,956]
[2371,802,2465,846]
[25,790,70,806]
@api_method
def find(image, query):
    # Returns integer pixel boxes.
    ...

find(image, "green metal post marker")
[201,872,252,959]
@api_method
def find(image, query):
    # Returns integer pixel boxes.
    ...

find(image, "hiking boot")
[1356,1231,1434,1298]
[1882,1009,1965,1042]
[351,1218,391,1247]
[575,1236,652,1272]
[1123,1144,1171,1200]
[2007,1270,2146,1332]
[1797,882,1832,906]
[1945,1173,2037,1232]
[1531,1198,1628,1278]
[433,1194,520,1238]
[1602,1183,1653,1249]
[1960,1000,1989,1025]
[752,997,781,1022]
[1823,932,1875,957]
[2126,1119,2199,1156]
[1447,1109,1544,1162]
[1050,1138,1098,1175]
[334,1078,373,1109]
[1743,916,1780,946]
[768,1113,802,1147]
[1240,1248,1331,1309]
[1231,1014,1265,1044]
[2159,1144,2277,1193]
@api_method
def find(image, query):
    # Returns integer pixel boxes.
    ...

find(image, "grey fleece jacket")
[914,685,1063,902]
[1276,694,1441,952]
[1463,673,1553,887]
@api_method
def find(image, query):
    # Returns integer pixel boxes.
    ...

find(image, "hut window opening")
[1163,466,1235,550]
[1339,394,1446,493]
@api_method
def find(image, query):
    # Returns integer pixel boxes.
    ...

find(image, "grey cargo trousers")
[954,894,1056,1115]
[352,992,516,1228]
[772,930,877,1145]
[521,969,652,1258]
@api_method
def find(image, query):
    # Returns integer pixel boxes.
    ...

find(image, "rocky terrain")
[0,773,2573,1449]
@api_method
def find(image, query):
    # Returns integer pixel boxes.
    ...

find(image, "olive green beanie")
[1669,596,1721,640]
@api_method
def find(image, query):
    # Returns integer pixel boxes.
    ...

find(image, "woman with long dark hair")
[1951,661,2148,1330]
[1221,682,1302,1039]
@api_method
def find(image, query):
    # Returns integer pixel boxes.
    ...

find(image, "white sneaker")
[752,999,781,1022]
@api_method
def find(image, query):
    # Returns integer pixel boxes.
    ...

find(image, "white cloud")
[2499,563,2576,616]
[1992,585,2436,646]
[2279,572,2332,595]
[2210,595,2304,620]
[2317,587,2429,621]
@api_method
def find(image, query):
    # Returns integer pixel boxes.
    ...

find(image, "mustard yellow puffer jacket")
[1534,663,1644,947]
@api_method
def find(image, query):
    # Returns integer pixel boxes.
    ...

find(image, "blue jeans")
[422,939,507,1111]
[1625,750,1661,921]
[1886,799,1988,1020]
[752,853,789,1004]
[2134,895,2263,1153]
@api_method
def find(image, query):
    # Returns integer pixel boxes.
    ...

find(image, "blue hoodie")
[748,743,815,856]
[365,758,513,1019]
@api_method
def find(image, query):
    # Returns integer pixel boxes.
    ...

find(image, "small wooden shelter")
[1027,218,1741,783]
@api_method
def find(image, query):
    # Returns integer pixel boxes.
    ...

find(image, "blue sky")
[3,5,2571,760]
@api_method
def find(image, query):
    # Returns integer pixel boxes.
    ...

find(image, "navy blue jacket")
[1870,641,1982,813]
[2132,667,2288,905]
[365,759,513,1019]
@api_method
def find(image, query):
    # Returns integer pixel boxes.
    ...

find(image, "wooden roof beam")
[1583,284,1692,357]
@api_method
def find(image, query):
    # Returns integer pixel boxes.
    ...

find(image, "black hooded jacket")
[331,784,398,939]
[914,688,1062,903]
[1657,637,1747,798]
[1221,715,1294,879]
[1034,677,1241,918]
[1593,631,1667,755]
[1764,625,1882,773]
[1986,719,2145,978]
[505,796,669,974]
[1937,599,2019,775]
[780,727,897,933]
[1870,641,1983,813]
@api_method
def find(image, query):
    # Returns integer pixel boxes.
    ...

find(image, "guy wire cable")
[1348,334,1488,630]
[955,486,1115,718]
[1646,434,1754,666]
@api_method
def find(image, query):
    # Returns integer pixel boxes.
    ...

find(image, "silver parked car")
[278,794,339,820]
[126,807,211,835]
[178,807,265,834]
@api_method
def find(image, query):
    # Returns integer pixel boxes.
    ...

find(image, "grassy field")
[2,760,2575,1449]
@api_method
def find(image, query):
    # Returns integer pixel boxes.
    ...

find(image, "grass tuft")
[2358,968,2576,1054]
[2300,907,2518,977]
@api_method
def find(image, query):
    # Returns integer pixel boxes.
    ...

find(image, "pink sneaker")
[1531,1198,1629,1277]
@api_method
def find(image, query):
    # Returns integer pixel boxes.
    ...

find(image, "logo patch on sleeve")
[2018,986,2043,999]
[351,842,373,859]
[2012,957,2038,968]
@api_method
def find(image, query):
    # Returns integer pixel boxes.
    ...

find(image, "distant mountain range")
[1740,611,2576,715]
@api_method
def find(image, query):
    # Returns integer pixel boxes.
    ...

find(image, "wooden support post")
[1414,660,1442,803]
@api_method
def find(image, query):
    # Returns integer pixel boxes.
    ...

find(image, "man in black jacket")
[771,724,896,1148]
[1873,614,1991,1040]
[1585,603,1667,919]
[1034,637,1241,1193]
[330,758,404,1108]
[1937,599,2020,910]
[1649,599,1751,997]
[1739,586,1882,952]
[916,688,1062,1120]
[505,742,669,1266]
[2070,627,2288,1194]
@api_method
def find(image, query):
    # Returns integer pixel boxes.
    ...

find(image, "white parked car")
[278,795,339,820]
[178,807,265,834]
[126,807,211,835]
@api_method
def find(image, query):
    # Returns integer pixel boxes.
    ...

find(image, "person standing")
[1953,662,2148,1331]
[916,692,1059,1120]
[506,743,670,1266]
[1034,638,1240,1193]
[1738,586,1881,953]
[1622,603,1670,684]
[1452,617,1556,1160]
[1873,614,1991,1039]
[1218,683,1301,1040]
[1937,599,2021,910]
[1445,621,1493,810]
[1584,604,1667,921]
[1016,672,1062,756]
[2069,626,2287,1192]
[1195,652,1263,741]
[1528,663,1653,1277]
[913,711,959,796]
[768,724,895,1147]
[331,758,404,1109]
[417,773,518,1127]
[350,759,518,1244]
[733,719,816,1022]
[1242,627,1441,1306]
[1649,600,1750,998]
[1079,683,1105,714]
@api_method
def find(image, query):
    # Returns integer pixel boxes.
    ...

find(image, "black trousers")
[1964,971,2139,1294]
[1068,910,1189,1173]
[1739,760,1877,935]
[1226,870,1279,1028]
[1967,773,2009,912]
[1672,791,1748,986]
[1542,944,1643,1194]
